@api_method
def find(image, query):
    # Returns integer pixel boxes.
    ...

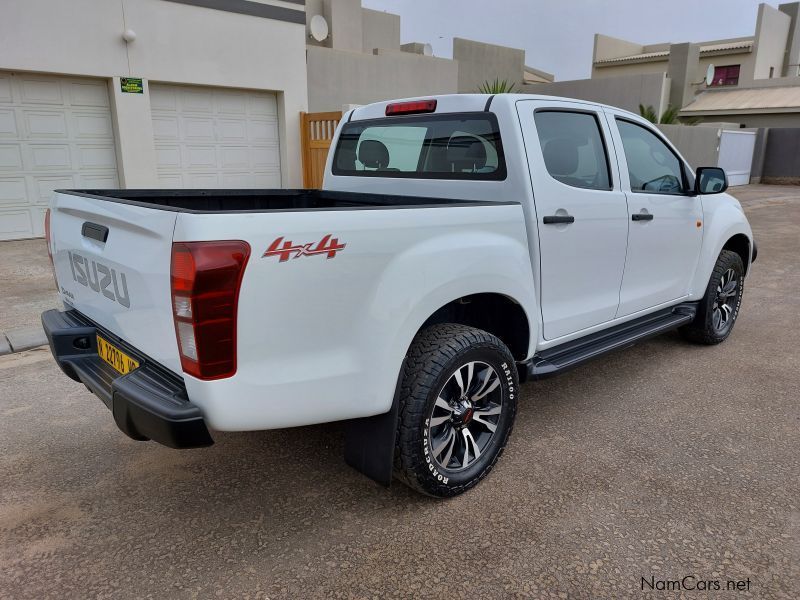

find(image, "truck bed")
[57,189,513,213]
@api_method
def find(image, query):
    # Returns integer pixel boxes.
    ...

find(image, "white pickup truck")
[42,94,756,497]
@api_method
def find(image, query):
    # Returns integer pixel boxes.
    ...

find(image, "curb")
[0,325,48,356]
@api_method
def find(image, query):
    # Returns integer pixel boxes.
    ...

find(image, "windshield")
[331,112,506,180]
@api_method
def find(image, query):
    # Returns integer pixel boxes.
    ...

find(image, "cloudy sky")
[362,0,774,80]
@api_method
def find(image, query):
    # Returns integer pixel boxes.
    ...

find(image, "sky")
[361,0,775,80]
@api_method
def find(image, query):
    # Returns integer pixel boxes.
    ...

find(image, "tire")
[680,249,745,345]
[394,323,518,497]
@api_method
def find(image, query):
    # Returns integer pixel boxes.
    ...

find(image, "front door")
[517,100,630,340]
[605,113,703,317]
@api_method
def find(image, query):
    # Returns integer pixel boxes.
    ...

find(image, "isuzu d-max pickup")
[42,94,756,497]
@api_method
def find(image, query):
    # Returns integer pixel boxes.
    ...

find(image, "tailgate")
[50,192,182,375]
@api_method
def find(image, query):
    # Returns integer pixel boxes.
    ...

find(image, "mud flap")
[343,368,403,486]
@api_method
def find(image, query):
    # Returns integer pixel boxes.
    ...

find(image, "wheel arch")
[417,293,531,362]
[722,233,752,275]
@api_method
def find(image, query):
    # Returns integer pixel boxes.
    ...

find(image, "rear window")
[331,112,506,180]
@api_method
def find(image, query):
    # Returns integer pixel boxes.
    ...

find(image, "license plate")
[96,334,140,375]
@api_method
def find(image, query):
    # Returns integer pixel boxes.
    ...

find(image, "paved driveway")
[0,186,797,599]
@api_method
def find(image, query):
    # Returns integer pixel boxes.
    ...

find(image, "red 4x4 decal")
[262,234,346,262]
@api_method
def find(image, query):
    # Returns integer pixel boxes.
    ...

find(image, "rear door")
[50,192,182,374]
[517,99,629,340]
[604,112,703,317]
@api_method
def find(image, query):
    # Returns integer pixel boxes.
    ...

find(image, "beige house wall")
[306,46,459,112]
[0,0,309,187]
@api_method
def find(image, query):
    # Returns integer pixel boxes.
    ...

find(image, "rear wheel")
[394,324,518,497]
[680,249,745,345]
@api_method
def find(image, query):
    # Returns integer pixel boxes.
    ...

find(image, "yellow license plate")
[96,334,140,375]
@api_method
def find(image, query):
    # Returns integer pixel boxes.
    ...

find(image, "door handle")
[543,215,575,225]
[82,221,109,242]
[631,213,654,222]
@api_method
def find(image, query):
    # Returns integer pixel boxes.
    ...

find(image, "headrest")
[447,136,487,171]
[336,146,357,171]
[358,140,390,169]
[542,138,579,175]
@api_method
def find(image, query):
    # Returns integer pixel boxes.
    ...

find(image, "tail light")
[170,241,250,380]
[385,99,437,116]
[44,209,57,290]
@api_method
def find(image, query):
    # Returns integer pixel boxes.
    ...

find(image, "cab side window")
[616,119,686,194]
[534,110,611,191]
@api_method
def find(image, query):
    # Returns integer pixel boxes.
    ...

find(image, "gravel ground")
[0,185,798,599]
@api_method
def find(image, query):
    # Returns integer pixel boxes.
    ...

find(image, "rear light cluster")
[44,209,57,290]
[170,241,250,380]
[385,99,437,116]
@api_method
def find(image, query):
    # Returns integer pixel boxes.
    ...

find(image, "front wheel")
[394,324,518,497]
[680,249,745,345]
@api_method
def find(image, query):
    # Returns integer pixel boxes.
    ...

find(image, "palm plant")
[477,78,516,94]
[638,104,681,124]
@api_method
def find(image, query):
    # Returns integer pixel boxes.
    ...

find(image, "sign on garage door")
[150,84,281,188]
[0,72,119,240]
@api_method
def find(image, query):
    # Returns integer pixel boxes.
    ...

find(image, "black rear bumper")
[42,308,213,449]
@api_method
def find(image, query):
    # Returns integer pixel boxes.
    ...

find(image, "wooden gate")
[300,111,342,188]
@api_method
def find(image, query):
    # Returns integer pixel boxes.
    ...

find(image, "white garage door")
[0,72,118,240]
[150,84,281,188]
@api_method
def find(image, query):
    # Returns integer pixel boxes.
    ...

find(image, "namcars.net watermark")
[642,575,753,593]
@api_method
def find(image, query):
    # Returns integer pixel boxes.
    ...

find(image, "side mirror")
[695,167,728,195]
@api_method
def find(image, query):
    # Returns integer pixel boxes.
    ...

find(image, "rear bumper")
[41,308,213,449]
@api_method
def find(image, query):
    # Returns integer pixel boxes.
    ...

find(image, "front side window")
[534,110,611,190]
[332,113,506,180]
[616,119,685,194]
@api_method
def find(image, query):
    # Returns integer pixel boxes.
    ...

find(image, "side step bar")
[523,302,698,381]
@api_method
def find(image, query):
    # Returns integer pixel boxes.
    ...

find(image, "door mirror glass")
[695,167,728,195]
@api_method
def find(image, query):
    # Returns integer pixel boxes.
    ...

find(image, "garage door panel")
[220,146,249,168]
[69,82,110,108]
[157,173,183,188]
[0,76,11,103]
[185,145,217,168]
[216,92,247,115]
[155,145,182,168]
[33,175,75,204]
[253,173,281,187]
[25,111,69,138]
[0,72,118,239]
[0,209,33,238]
[186,172,219,187]
[27,144,72,170]
[151,83,281,190]
[252,145,280,168]
[181,90,214,113]
[73,112,114,139]
[77,145,117,169]
[184,117,215,140]
[247,94,277,116]
[248,118,278,142]
[150,86,178,111]
[218,119,247,141]
[0,145,24,170]
[19,78,64,105]
[77,173,118,188]
[0,109,18,137]
[152,116,179,140]
[0,177,27,206]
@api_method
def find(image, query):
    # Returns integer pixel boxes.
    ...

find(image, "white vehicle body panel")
[515,99,629,340]
[47,93,755,434]
[50,192,182,374]
[173,203,535,430]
